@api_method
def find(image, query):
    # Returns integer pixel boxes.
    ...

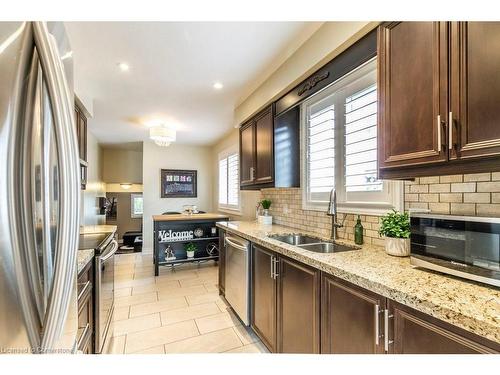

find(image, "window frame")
[130,193,143,219]
[218,146,241,213]
[301,58,403,216]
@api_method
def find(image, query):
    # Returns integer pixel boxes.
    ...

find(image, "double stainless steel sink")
[268,234,359,254]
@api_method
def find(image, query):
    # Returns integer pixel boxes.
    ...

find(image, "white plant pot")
[384,237,410,257]
[186,250,195,259]
[258,215,273,225]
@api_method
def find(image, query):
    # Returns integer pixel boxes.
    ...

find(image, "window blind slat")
[344,84,381,193]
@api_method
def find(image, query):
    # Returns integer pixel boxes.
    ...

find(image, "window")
[218,149,239,211]
[130,193,143,218]
[302,59,403,215]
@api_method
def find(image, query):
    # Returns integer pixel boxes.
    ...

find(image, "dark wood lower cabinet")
[389,301,499,354]
[77,260,94,354]
[249,245,498,354]
[218,231,225,296]
[251,245,277,352]
[278,257,320,353]
[321,274,385,354]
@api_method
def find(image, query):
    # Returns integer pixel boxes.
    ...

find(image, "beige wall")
[81,130,106,225]
[142,141,213,252]
[102,147,143,183]
[210,128,261,221]
[234,22,378,125]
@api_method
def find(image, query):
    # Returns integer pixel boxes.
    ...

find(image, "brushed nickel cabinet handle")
[449,111,453,150]
[437,115,442,152]
[270,256,274,279]
[375,304,380,346]
[384,309,394,352]
[273,258,279,279]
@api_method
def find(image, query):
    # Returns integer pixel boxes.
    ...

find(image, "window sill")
[302,203,396,217]
[218,207,242,216]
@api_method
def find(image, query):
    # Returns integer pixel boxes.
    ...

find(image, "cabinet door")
[278,257,320,353]
[390,301,498,354]
[321,275,385,354]
[239,121,255,186]
[378,22,448,171]
[451,22,500,160]
[254,107,274,184]
[251,245,277,352]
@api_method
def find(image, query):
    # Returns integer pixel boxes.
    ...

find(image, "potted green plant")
[378,210,411,257]
[184,242,197,259]
[258,199,272,225]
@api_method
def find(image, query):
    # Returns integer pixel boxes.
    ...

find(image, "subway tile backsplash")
[260,188,385,247]
[260,172,500,249]
[404,172,500,216]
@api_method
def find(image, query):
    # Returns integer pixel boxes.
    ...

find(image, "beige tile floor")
[109,253,269,354]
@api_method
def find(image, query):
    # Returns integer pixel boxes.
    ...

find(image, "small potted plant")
[258,199,272,225]
[378,210,411,257]
[184,242,197,259]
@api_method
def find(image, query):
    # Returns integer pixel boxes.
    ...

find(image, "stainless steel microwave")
[410,214,500,287]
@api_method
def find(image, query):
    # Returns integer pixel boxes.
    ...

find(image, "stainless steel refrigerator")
[0,22,80,354]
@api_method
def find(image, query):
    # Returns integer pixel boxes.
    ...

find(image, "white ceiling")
[65,22,321,145]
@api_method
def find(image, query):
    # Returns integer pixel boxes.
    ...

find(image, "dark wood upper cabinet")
[239,105,274,189]
[389,301,498,354]
[451,22,500,160]
[254,109,274,184]
[379,21,500,179]
[321,274,385,354]
[251,245,277,352]
[378,22,448,171]
[239,121,255,187]
[277,257,320,353]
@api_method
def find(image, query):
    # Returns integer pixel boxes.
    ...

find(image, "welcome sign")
[158,229,194,243]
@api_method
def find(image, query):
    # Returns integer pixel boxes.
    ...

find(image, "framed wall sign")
[160,169,197,198]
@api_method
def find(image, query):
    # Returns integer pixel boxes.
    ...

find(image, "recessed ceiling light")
[117,62,129,72]
[213,82,223,90]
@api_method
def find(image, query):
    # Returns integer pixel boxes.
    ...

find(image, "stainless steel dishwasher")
[224,234,250,325]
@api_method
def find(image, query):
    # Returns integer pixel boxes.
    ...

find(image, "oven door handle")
[100,240,118,262]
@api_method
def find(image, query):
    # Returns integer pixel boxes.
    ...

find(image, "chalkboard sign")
[160,169,197,198]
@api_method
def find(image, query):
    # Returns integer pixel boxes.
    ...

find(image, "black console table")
[152,213,229,276]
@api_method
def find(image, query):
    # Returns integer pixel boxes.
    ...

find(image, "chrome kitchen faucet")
[327,188,346,241]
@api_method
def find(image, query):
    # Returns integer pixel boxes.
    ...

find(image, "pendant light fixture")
[149,124,176,147]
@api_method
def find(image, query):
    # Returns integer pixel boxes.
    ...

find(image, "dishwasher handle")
[225,236,249,252]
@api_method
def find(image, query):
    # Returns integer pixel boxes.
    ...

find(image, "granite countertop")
[153,213,229,222]
[216,220,500,345]
[80,225,117,235]
[77,249,94,275]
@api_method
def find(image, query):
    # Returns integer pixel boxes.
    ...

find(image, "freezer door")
[0,22,80,354]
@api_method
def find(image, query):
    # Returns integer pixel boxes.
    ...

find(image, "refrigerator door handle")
[33,21,80,351]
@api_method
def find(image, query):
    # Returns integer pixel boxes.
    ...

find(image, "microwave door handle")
[7,22,43,349]
[34,21,80,351]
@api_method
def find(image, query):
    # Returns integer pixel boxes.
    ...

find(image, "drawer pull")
[77,280,91,302]
[77,323,90,350]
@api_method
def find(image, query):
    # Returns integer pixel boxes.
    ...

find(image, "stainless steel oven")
[95,236,118,353]
[410,214,500,287]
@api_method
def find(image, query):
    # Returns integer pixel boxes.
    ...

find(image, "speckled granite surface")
[77,249,94,275]
[80,225,117,235]
[216,220,500,345]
